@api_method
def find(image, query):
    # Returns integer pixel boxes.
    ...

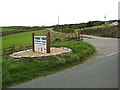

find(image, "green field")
[2,28,66,49]
[86,25,111,29]
[75,25,111,32]
[2,29,49,48]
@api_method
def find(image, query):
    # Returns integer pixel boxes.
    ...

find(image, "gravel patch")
[10,47,72,60]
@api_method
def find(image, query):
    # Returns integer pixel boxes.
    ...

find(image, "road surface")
[9,35,118,88]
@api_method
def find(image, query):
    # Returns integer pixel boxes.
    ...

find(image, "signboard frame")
[32,32,50,53]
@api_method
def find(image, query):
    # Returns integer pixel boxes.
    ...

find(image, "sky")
[0,0,119,26]
[118,2,120,20]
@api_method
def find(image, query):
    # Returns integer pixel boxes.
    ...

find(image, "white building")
[107,21,118,26]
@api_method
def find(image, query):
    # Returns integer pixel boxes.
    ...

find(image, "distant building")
[106,21,118,26]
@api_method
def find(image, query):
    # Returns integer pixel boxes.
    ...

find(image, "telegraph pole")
[58,16,59,32]
[104,14,106,21]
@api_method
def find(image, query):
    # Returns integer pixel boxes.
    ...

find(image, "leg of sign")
[32,33,35,51]
[46,32,50,53]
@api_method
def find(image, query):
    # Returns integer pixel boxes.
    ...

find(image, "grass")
[2,40,96,88]
[75,25,111,32]
[2,29,48,48]
[84,25,111,30]
[1,27,49,36]
[0,27,2,32]
[88,25,111,29]
[2,28,66,49]
[0,56,2,90]
[2,29,49,49]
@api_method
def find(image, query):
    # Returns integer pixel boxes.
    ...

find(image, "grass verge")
[2,40,96,88]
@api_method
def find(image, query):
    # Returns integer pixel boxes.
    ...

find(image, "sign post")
[46,32,50,53]
[32,33,35,51]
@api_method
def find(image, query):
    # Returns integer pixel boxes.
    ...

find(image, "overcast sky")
[0,0,119,26]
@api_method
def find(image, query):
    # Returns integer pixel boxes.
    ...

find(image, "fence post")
[32,33,35,51]
[81,32,83,41]
[78,31,80,40]
[13,44,15,52]
[74,33,77,39]
[46,32,50,53]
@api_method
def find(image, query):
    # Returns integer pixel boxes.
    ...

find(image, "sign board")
[34,36,47,53]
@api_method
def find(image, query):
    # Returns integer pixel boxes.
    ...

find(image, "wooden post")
[78,31,80,40]
[32,33,35,51]
[13,44,15,52]
[81,32,83,41]
[46,32,50,53]
[81,30,83,41]
[74,33,77,40]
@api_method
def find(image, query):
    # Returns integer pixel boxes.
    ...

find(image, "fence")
[65,33,83,41]
[2,44,32,55]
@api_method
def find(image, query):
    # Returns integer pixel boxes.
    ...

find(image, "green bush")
[81,27,118,38]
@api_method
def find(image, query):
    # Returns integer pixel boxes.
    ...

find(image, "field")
[75,25,111,32]
[2,28,96,88]
[2,28,66,49]
[83,25,111,29]
[2,29,49,48]
[0,26,47,36]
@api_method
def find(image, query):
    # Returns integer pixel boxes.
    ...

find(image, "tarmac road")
[9,35,118,88]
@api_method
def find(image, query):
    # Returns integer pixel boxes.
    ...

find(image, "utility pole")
[104,14,106,21]
[58,16,59,32]
[104,14,107,25]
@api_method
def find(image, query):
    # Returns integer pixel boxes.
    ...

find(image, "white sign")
[34,36,47,53]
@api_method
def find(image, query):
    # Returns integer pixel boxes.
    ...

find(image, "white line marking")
[107,51,120,57]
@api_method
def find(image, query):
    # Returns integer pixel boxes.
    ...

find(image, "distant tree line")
[81,27,118,38]
[51,20,119,33]
[1,20,118,36]
[51,21,106,33]
[1,26,46,36]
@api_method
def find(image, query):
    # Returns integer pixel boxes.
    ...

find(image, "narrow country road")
[9,35,118,88]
